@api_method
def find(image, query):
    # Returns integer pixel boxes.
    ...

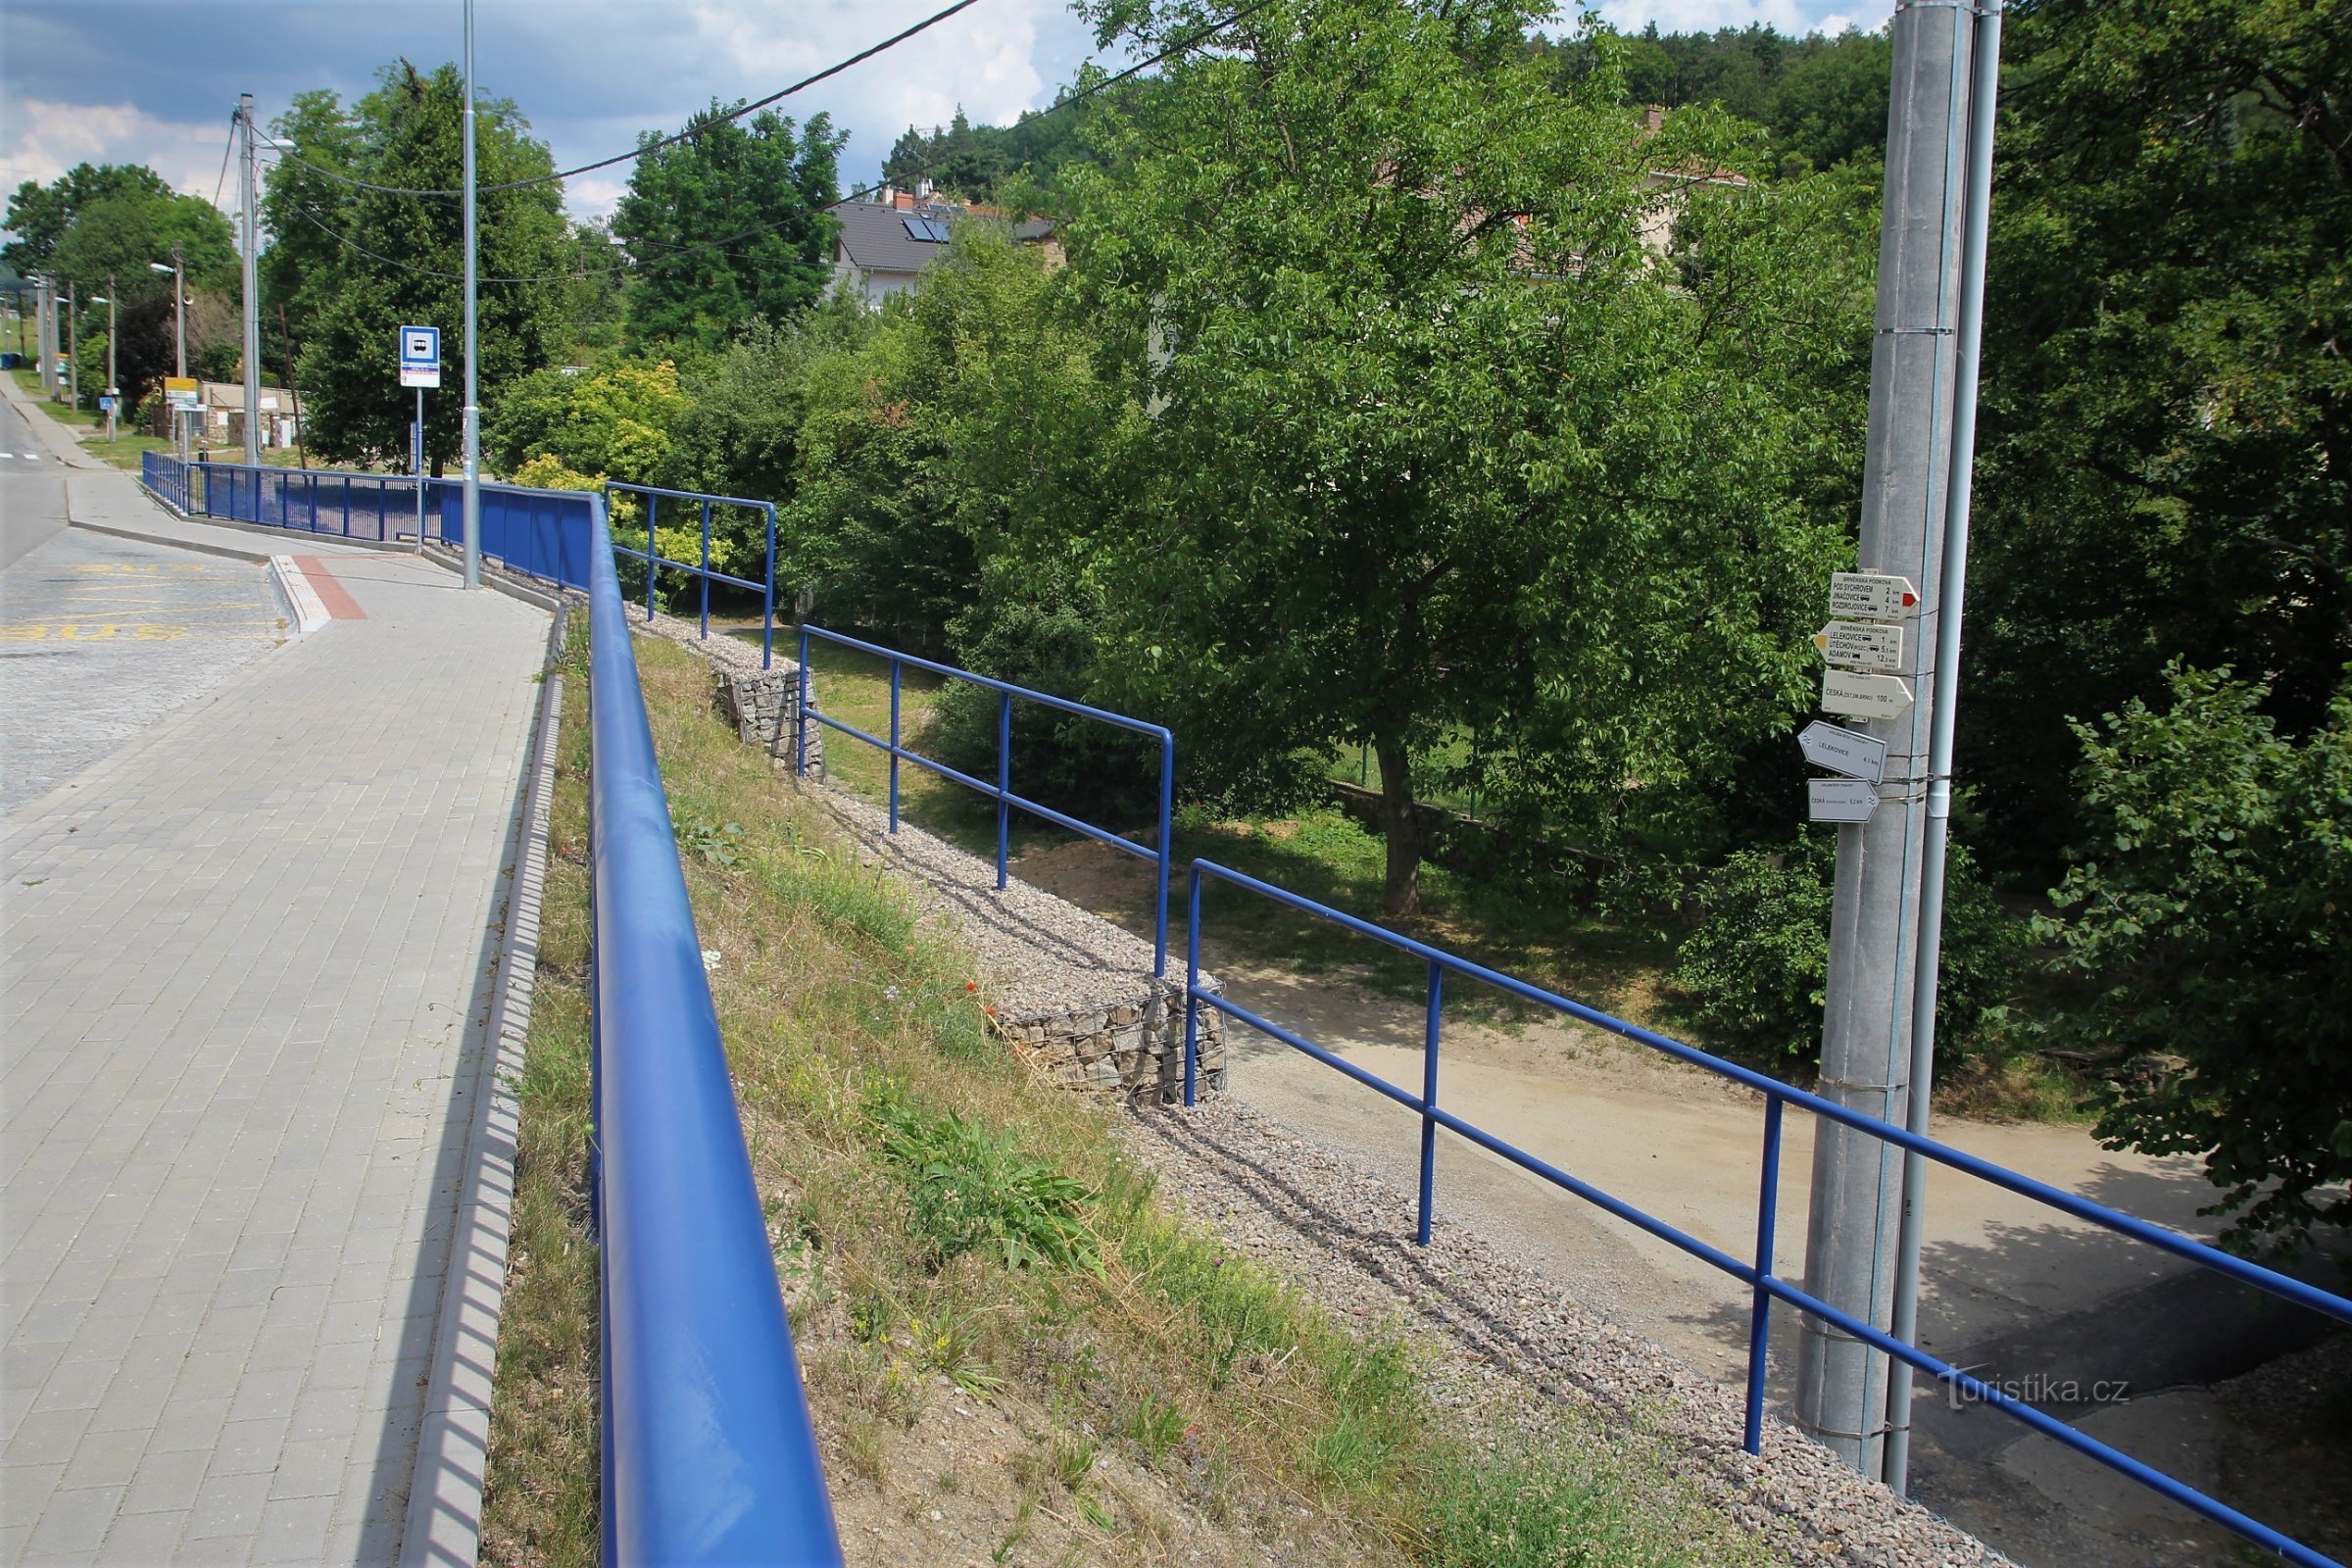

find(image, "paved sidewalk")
[2,467,550,1564]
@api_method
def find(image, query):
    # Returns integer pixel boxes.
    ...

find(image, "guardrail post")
[995,690,1012,891]
[1184,868,1202,1107]
[1418,960,1444,1247]
[1154,739,1173,979]
[698,499,712,640]
[888,662,902,833]
[645,492,658,623]
[1746,1093,1786,1455]
[760,504,776,671]
[796,627,810,777]
[342,474,352,536]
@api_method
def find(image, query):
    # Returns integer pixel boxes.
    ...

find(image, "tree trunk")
[1374,739,1423,918]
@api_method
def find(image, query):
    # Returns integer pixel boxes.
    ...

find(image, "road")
[0,390,287,813]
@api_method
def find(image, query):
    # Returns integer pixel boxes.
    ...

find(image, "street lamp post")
[64,285,78,413]
[151,248,188,460]
[100,273,119,441]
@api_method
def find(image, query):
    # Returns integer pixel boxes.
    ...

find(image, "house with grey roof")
[827,187,1063,307]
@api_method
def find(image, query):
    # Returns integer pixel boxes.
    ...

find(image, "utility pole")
[103,272,118,441]
[65,284,78,412]
[36,274,52,397]
[460,0,482,589]
[1882,0,2004,1496]
[239,91,262,466]
[1791,0,1980,1479]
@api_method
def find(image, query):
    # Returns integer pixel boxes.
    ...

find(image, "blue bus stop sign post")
[401,326,439,549]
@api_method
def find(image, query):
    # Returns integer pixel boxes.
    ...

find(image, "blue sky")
[1,0,1890,228]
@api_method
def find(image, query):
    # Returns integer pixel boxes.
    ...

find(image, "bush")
[1670,832,2023,1072]
[929,594,1161,832]
[865,1087,1100,1275]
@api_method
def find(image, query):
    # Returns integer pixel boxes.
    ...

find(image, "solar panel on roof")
[903,216,952,243]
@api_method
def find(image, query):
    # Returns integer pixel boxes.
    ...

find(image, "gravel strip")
[1122,1094,2010,1567]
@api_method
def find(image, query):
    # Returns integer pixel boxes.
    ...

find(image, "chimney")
[1642,104,1666,135]
[894,188,916,211]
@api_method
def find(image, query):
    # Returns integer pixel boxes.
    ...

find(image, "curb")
[418,542,573,612]
[65,516,272,564]
[267,556,332,638]
[399,603,568,1568]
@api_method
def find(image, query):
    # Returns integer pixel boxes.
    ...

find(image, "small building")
[188,381,301,450]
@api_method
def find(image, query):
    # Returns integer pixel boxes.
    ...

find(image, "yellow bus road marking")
[0,623,192,641]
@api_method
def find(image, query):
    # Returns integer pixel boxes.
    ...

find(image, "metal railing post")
[888,662,902,833]
[995,690,1011,890]
[1746,1094,1786,1455]
[1418,960,1444,1247]
[1184,868,1202,1106]
[760,504,776,671]
[795,627,810,777]
[645,493,658,623]
[698,499,711,640]
[1154,739,1174,979]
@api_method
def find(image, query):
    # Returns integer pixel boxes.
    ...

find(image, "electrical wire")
[273,0,1281,287]
[210,111,239,211]
[256,0,986,200]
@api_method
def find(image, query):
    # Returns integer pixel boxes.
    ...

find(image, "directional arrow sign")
[1808,778,1880,823]
[1829,571,1918,622]
[1814,620,1903,672]
[1798,720,1887,784]
[1822,669,1914,720]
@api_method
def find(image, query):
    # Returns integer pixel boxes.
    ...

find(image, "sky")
[1,0,1891,231]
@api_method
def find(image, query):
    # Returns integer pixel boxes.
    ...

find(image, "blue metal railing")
[436,480,599,589]
[605,482,778,670]
[174,456,428,543]
[585,493,842,1565]
[795,625,1176,977]
[1181,858,2352,1568]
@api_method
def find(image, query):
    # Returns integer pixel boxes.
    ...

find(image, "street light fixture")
[152,247,190,459]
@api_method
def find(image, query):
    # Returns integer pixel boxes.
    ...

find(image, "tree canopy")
[612,102,843,350]
[264,62,570,470]
[3,163,176,274]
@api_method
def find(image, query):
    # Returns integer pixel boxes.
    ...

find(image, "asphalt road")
[0,404,287,812]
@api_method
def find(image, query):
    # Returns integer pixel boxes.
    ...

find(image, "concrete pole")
[36,275,53,397]
[1882,0,2004,1495]
[65,286,77,412]
[172,245,189,463]
[1791,0,1976,1477]
[460,0,482,590]
[239,92,262,466]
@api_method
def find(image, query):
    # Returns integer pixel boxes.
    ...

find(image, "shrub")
[1670,832,2023,1071]
[865,1087,1100,1274]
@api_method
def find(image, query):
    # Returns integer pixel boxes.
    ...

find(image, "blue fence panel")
[604,481,777,670]
[584,494,843,1565]
[793,625,1176,977]
[1179,858,2352,1568]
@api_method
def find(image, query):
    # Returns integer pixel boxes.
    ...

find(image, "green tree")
[1063,0,1870,913]
[42,188,237,408]
[883,100,1105,203]
[264,63,569,470]
[2044,664,2352,1244]
[613,103,842,350]
[1965,0,2352,875]
[3,163,173,274]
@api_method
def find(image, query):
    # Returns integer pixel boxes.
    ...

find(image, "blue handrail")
[794,623,1176,977]
[605,481,777,670]
[586,495,841,1564]
[1181,857,2351,1568]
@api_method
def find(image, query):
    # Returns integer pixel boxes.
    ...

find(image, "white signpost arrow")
[1814,620,1903,672]
[1829,571,1918,622]
[1822,669,1915,720]
[1808,778,1880,823]
[1798,720,1887,784]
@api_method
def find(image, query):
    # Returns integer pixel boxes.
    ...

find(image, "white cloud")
[1572,0,1890,36]
[0,99,235,210]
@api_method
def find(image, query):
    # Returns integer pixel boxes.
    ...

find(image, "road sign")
[165,375,199,410]
[1822,669,1915,720]
[1814,620,1903,672]
[1808,778,1880,823]
[399,324,441,389]
[1829,571,1918,622]
[1798,720,1887,784]
[98,395,115,414]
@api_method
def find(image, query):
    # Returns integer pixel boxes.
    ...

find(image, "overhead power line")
[273,0,1281,287]
[258,0,986,200]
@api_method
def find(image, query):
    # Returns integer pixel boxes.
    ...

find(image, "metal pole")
[172,244,186,378]
[1183,870,1202,1107]
[65,286,77,412]
[1884,0,2004,1496]
[888,662,902,833]
[995,691,1011,890]
[1417,961,1444,1247]
[239,93,261,467]
[415,389,426,547]
[460,0,482,590]
[104,272,117,441]
[1792,0,1976,1478]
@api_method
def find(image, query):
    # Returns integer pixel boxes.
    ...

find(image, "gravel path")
[1121,1097,2010,1567]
